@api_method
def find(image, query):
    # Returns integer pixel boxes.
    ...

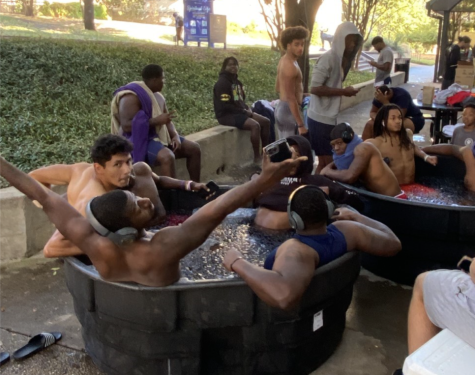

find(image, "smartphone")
[457,255,473,273]
[264,139,293,163]
[198,180,220,200]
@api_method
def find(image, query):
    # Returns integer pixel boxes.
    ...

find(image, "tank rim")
[339,183,475,211]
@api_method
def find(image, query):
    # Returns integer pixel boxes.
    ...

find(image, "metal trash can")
[395,57,411,83]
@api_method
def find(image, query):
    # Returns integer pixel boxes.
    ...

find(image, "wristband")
[186,180,193,191]
[180,180,186,190]
[297,124,306,128]
[424,155,429,162]
[230,257,243,272]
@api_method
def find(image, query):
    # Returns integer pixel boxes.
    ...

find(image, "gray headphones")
[287,185,335,231]
[86,199,138,246]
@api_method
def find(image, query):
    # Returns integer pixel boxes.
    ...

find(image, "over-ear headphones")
[338,122,354,144]
[287,185,335,231]
[86,199,138,246]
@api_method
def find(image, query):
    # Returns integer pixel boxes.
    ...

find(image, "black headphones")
[86,199,138,246]
[338,122,354,144]
[287,185,335,231]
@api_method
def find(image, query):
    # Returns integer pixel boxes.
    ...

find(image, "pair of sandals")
[0,332,62,367]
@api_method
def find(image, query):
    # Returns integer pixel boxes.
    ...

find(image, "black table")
[413,99,463,144]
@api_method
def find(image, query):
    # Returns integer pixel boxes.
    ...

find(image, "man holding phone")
[112,64,202,181]
[308,22,363,173]
[405,257,475,356]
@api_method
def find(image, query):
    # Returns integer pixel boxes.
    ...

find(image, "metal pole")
[434,17,442,83]
[438,11,450,81]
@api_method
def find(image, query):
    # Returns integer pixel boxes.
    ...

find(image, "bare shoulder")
[355,142,374,155]
[365,137,382,147]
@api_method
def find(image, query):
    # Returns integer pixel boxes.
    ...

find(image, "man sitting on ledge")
[29,134,208,258]
[0,152,307,287]
[223,185,401,310]
[320,123,403,198]
[422,143,475,192]
[112,64,201,181]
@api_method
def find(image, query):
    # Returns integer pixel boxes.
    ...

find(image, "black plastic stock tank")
[346,156,475,285]
[64,189,361,375]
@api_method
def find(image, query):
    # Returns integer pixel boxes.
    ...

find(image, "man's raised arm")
[422,144,463,160]
[0,157,117,275]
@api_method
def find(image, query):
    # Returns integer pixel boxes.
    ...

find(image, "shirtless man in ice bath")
[29,134,207,257]
[367,104,437,189]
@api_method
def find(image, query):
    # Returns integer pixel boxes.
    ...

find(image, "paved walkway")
[0,64,437,375]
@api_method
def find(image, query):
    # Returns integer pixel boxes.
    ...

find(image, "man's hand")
[223,249,244,272]
[425,155,438,166]
[343,86,359,97]
[369,61,377,67]
[320,164,333,176]
[154,111,176,126]
[374,89,389,104]
[258,150,308,186]
[191,182,209,192]
[331,207,359,221]
[297,125,308,136]
[171,134,182,152]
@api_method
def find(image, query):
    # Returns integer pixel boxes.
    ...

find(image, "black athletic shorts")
[308,117,334,156]
[217,113,249,130]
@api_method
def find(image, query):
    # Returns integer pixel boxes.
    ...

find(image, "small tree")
[258,0,285,51]
[83,0,95,30]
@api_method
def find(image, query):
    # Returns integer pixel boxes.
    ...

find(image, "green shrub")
[38,1,108,20]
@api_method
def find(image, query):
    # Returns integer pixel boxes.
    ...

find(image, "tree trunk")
[83,0,95,31]
[285,0,323,92]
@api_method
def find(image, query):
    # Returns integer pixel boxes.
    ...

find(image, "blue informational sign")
[184,0,213,45]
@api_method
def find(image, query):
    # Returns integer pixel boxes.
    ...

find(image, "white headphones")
[86,199,138,246]
[287,185,335,231]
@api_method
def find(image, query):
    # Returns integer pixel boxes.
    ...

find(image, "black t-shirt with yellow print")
[213,71,249,119]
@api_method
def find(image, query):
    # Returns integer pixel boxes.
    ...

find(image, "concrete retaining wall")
[0,72,405,261]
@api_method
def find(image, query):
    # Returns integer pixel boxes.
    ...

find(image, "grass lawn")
[0,15,376,187]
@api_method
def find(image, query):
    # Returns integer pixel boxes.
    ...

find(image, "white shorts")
[424,270,475,348]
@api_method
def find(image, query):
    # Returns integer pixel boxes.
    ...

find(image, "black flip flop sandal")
[12,332,62,360]
[0,352,10,366]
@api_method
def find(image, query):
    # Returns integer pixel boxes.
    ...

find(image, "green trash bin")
[395,58,411,83]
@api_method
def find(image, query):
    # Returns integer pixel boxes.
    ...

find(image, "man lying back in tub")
[422,143,475,192]
[0,152,307,287]
[28,134,208,258]
[319,123,403,198]
[223,185,401,310]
